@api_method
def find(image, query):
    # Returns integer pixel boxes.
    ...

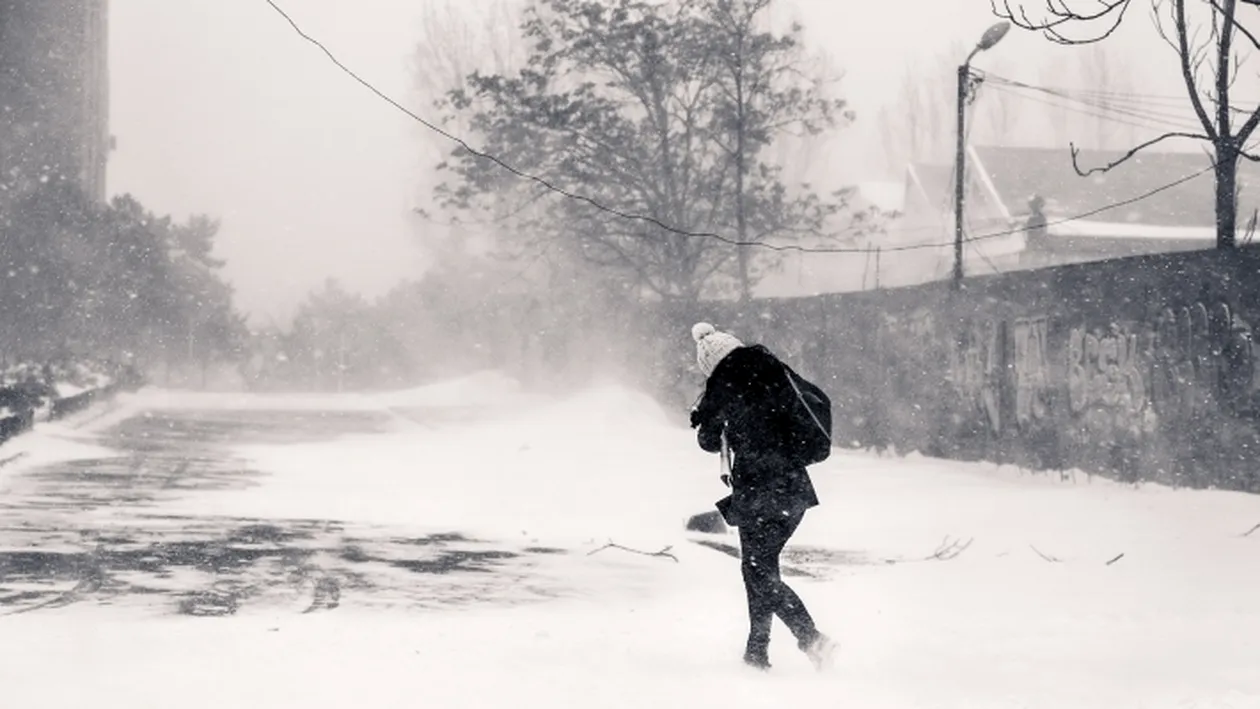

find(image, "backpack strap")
[782,364,831,442]
[719,428,733,487]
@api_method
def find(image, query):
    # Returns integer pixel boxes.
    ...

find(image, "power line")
[988,80,1204,132]
[983,77,1204,135]
[984,72,1260,128]
[982,73,1260,159]
[261,0,864,256]
[262,0,1217,258]
[1048,84,1260,115]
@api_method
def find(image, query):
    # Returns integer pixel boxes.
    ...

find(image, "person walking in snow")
[688,322,836,671]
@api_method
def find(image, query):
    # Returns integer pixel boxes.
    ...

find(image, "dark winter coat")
[690,344,820,523]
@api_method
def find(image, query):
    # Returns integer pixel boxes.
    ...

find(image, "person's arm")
[690,382,726,453]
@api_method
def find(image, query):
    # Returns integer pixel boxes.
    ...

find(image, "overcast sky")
[107,0,1201,324]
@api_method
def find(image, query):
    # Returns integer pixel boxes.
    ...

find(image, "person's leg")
[738,512,818,664]
[737,521,775,667]
[760,512,819,648]
[770,512,838,670]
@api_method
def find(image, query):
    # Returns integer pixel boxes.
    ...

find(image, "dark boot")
[743,648,771,671]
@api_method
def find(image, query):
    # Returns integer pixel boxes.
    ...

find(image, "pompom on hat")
[692,322,744,377]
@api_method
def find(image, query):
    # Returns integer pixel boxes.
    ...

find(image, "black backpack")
[781,363,833,465]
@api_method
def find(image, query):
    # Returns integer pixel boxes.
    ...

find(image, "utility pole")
[953,64,968,289]
[953,22,1011,290]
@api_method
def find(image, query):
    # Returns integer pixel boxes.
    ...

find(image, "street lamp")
[953,21,1011,289]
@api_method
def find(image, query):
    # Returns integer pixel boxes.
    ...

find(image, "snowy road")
[1,374,1258,708]
[0,405,597,616]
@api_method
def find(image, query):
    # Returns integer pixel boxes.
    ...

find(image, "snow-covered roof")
[969,145,1260,229]
[1047,219,1239,242]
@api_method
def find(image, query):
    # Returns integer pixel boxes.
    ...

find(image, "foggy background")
[107,0,1195,325]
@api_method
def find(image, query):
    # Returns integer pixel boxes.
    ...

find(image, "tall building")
[0,0,109,202]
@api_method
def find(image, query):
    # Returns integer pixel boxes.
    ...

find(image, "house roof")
[1049,219,1218,242]
[907,162,953,214]
[970,144,1260,227]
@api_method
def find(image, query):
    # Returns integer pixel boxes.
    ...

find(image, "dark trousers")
[737,511,817,657]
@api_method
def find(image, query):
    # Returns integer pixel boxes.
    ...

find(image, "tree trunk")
[1215,0,1238,250]
[735,79,750,302]
[1216,142,1239,249]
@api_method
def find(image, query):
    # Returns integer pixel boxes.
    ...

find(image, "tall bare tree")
[411,1,533,263]
[994,0,1260,248]
[980,57,1025,145]
[1075,43,1141,149]
[878,47,959,175]
[1039,61,1078,148]
[413,0,526,148]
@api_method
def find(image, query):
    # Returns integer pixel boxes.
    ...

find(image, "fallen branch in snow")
[925,536,973,561]
[877,536,974,565]
[588,542,679,563]
[1105,553,1125,566]
[1241,523,1260,538]
[1030,545,1062,563]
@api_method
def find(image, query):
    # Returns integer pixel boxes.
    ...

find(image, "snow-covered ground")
[1,373,1259,708]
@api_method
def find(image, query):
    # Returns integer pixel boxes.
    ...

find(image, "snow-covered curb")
[0,383,132,450]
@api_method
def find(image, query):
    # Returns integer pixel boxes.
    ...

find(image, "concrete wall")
[660,247,1260,492]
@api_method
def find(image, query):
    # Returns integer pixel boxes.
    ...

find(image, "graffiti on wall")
[1150,301,1256,419]
[950,319,1002,433]
[1012,317,1050,428]
[903,310,938,342]
[1066,323,1148,419]
[878,298,1256,447]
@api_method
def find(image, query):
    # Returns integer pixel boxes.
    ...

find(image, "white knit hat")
[692,322,743,377]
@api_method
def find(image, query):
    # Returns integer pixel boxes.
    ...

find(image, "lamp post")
[953,21,1011,289]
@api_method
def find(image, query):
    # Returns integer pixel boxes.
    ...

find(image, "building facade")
[0,0,109,202]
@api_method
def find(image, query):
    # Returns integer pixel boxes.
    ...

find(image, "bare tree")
[411,1,531,259]
[980,56,1025,145]
[1039,62,1078,148]
[412,0,525,145]
[994,0,1260,248]
[1077,43,1140,149]
[878,48,958,175]
[878,70,932,175]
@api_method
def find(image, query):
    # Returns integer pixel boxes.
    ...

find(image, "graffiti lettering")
[951,320,1002,433]
[905,310,937,342]
[1067,325,1146,417]
[1012,317,1050,428]
[1152,301,1256,418]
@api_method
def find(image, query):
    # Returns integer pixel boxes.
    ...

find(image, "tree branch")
[1030,544,1062,562]
[992,0,1131,44]
[1175,0,1223,140]
[1235,97,1260,143]
[1208,0,1260,51]
[926,536,974,561]
[1069,132,1212,176]
[1216,0,1238,139]
[587,541,679,562]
